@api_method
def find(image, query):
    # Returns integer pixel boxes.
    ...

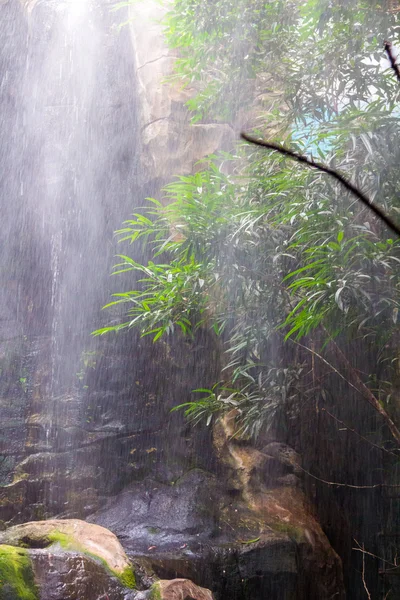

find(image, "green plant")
[163,0,400,125]
[98,0,400,446]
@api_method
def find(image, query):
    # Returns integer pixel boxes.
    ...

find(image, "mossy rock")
[269,520,305,543]
[0,519,135,589]
[0,545,38,600]
[149,582,162,600]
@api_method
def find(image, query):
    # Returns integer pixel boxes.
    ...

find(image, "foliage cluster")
[164,0,400,124]
[100,0,400,442]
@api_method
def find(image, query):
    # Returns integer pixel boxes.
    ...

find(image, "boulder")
[150,579,214,600]
[0,519,136,590]
[0,545,136,600]
[88,466,344,599]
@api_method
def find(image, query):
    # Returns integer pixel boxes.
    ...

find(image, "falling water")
[0,0,140,514]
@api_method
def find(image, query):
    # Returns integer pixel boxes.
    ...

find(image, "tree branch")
[353,540,373,599]
[241,132,400,237]
[353,540,399,568]
[299,465,400,489]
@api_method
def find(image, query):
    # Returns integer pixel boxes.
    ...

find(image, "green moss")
[271,521,304,543]
[10,529,136,591]
[0,545,38,600]
[117,566,136,589]
[47,531,72,549]
[149,582,162,600]
[11,471,29,484]
[47,531,136,589]
[147,526,161,534]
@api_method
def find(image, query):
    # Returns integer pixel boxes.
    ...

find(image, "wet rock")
[208,414,345,599]
[0,547,135,600]
[88,470,220,554]
[87,466,342,599]
[0,519,135,584]
[129,0,235,185]
[30,552,135,600]
[261,442,302,475]
[150,579,214,600]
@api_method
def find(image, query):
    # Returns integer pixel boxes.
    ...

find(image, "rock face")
[0,0,217,526]
[0,519,136,599]
[88,463,344,599]
[128,0,234,186]
[30,553,135,600]
[0,547,135,600]
[211,413,345,599]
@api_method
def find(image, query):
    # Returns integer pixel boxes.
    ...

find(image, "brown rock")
[151,579,215,600]
[213,414,345,599]
[0,519,132,576]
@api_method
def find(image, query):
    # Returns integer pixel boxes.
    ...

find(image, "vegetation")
[0,545,38,600]
[149,582,162,600]
[99,0,400,446]
[164,0,400,124]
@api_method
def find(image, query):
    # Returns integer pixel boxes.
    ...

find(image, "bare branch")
[290,338,364,394]
[353,540,398,568]
[324,330,400,447]
[241,132,400,237]
[384,40,400,85]
[299,465,400,489]
[358,541,372,600]
[362,557,371,600]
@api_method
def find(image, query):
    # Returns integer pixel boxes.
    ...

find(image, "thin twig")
[323,328,400,447]
[322,408,400,458]
[299,465,400,489]
[353,540,399,568]
[290,338,366,396]
[358,540,372,600]
[241,132,400,237]
[384,40,400,85]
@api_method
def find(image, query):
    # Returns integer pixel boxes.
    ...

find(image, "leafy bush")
[99,0,400,442]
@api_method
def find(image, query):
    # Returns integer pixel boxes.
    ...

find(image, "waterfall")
[0,0,139,512]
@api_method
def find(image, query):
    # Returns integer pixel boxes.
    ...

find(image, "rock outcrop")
[211,412,346,599]
[0,519,134,579]
[0,519,136,599]
[129,0,234,186]
[88,461,345,599]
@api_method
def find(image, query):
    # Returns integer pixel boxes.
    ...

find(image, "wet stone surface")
[31,551,135,600]
[88,469,300,599]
